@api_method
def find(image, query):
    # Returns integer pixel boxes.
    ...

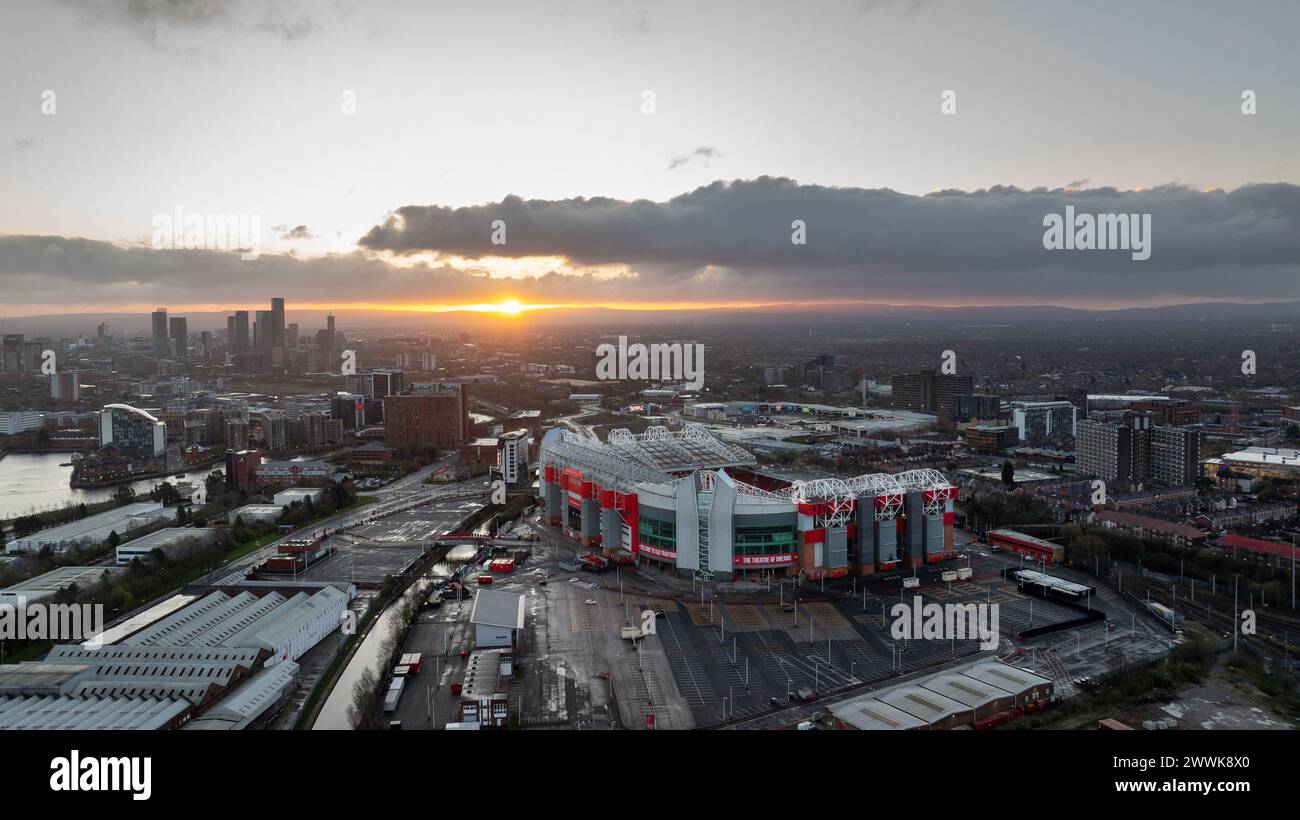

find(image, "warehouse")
[986,528,1064,563]
[231,504,283,525]
[470,589,525,649]
[273,487,325,507]
[828,659,1054,730]
[0,581,354,729]
[0,565,124,605]
[6,502,166,554]
[539,424,955,579]
[115,527,216,565]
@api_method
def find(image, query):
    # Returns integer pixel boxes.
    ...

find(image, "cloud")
[62,0,321,51]
[357,177,1300,304]
[273,224,315,241]
[4,178,1298,311]
[668,147,723,171]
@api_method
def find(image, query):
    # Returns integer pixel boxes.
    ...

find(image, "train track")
[1122,571,1300,647]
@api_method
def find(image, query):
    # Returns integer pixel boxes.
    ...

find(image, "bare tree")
[347,666,384,729]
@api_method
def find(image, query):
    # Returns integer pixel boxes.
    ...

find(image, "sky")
[1,0,1298,317]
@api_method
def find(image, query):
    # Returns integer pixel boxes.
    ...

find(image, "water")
[0,452,222,520]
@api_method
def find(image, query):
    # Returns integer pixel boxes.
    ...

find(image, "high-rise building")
[151,308,169,358]
[1077,415,1198,487]
[270,297,285,351]
[1147,425,1200,487]
[891,368,973,414]
[168,316,188,360]
[254,310,271,353]
[50,370,80,401]
[954,394,1003,422]
[1010,401,1076,444]
[232,310,250,354]
[99,404,166,458]
[286,323,299,350]
[384,383,469,451]
[1076,419,1137,482]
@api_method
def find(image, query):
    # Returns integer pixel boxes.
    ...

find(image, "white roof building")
[0,565,125,605]
[7,502,166,554]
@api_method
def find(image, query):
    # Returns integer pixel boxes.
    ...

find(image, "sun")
[495,299,524,316]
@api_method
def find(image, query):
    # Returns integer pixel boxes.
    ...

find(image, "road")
[196,457,483,586]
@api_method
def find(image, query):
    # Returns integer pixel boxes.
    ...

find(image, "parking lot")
[289,498,484,585]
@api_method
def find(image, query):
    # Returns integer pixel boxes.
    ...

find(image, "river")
[0,452,222,520]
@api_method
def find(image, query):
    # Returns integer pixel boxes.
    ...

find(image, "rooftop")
[470,589,525,630]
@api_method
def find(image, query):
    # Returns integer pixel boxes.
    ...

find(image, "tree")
[1001,460,1016,487]
[347,666,384,730]
[108,530,121,548]
[113,485,136,504]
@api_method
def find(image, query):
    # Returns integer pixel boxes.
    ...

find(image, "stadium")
[538,424,956,580]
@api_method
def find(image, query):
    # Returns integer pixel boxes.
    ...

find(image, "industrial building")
[0,581,353,730]
[1202,446,1300,482]
[115,527,216,565]
[986,529,1065,563]
[457,648,511,726]
[538,424,956,579]
[0,565,125,605]
[272,487,325,507]
[470,589,525,649]
[6,502,166,554]
[828,659,1054,730]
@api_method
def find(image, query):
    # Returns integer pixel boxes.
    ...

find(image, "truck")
[795,686,816,702]
[957,567,973,580]
[902,576,920,590]
[579,554,612,573]
[620,625,643,640]
[940,570,958,582]
[399,653,423,674]
[383,677,405,714]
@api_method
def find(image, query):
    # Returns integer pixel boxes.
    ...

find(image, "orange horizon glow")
[3,296,1292,318]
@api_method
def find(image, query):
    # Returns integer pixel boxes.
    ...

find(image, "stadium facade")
[538,425,955,580]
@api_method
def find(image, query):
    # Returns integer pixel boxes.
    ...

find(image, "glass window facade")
[638,515,676,550]
[733,524,797,556]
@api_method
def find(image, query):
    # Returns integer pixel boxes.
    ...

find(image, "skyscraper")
[233,310,250,354]
[270,297,285,352]
[168,316,188,360]
[151,308,169,358]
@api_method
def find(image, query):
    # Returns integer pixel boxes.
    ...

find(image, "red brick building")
[384,383,469,452]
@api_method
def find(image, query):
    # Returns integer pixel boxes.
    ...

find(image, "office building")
[151,308,169,358]
[891,368,973,414]
[1010,401,1076,444]
[99,404,166,458]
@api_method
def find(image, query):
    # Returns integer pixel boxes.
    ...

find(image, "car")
[796,721,815,731]
[585,599,597,606]
[811,710,825,722]
[538,578,548,586]
[780,603,795,613]
[769,697,781,708]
